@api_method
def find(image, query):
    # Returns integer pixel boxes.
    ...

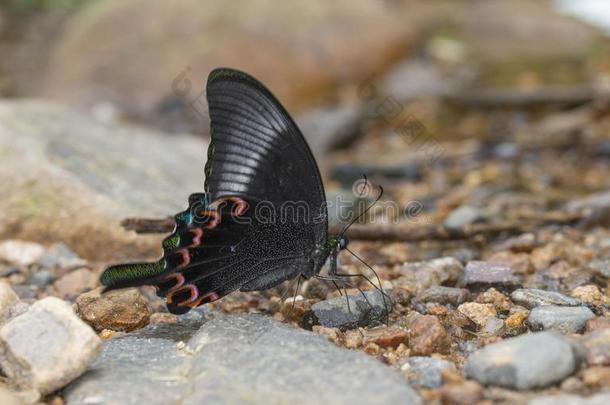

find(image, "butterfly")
[101,68,386,315]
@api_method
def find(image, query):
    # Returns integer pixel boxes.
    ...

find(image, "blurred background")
[1,0,610,263]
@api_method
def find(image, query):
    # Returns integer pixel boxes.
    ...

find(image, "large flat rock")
[64,314,421,405]
[0,100,205,260]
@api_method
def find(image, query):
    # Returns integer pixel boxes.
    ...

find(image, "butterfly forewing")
[101,68,329,314]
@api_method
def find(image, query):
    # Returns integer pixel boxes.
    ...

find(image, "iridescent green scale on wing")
[100,260,165,289]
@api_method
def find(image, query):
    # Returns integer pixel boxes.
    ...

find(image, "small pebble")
[585,317,610,332]
[440,380,484,405]
[588,259,610,278]
[401,356,456,388]
[497,233,537,253]
[302,289,391,331]
[54,268,97,300]
[415,286,470,307]
[476,287,511,312]
[457,302,497,327]
[488,251,535,274]
[75,288,151,332]
[527,305,595,334]
[582,328,610,366]
[444,205,486,231]
[570,285,609,307]
[0,283,20,324]
[0,241,44,267]
[510,288,582,309]
[408,315,450,355]
[581,366,610,388]
[465,331,577,390]
[362,327,408,349]
[464,261,520,288]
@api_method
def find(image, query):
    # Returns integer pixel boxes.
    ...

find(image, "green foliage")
[4,0,94,11]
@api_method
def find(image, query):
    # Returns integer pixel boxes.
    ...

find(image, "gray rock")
[464,261,520,287]
[415,286,471,307]
[302,289,392,330]
[297,104,365,157]
[395,257,464,295]
[0,283,20,324]
[400,356,456,388]
[588,259,610,278]
[528,392,610,405]
[380,59,456,101]
[26,270,55,288]
[444,205,486,231]
[0,101,205,259]
[582,328,610,366]
[37,243,86,269]
[465,331,577,390]
[0,240,45,266]
[566,190,610,212]
[511,288,582,309]
[527,305,595,334]
[0,297,101,395]
[65,314,421,405]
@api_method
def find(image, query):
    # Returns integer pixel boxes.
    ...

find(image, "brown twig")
[121,210,582,242]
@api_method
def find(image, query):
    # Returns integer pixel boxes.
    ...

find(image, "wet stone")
[464,261,520,288]
[510,288,582,309]
[415,286,471,307]
[401,356,457,389]
[302,289,392,331]
[465,331,578,390]
[527,305,595,334]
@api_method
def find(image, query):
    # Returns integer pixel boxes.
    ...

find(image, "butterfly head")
[327,236,349,252]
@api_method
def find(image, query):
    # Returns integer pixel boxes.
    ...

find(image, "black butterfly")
[101,68,385,315]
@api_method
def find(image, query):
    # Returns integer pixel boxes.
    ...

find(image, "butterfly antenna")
[345,247,392,324]
[340,185,384,238]
[288,275,303,317]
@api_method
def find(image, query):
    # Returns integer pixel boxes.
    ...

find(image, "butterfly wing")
[101,68,328,314]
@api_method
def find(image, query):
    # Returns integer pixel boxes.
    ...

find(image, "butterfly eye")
[339,237,349,250]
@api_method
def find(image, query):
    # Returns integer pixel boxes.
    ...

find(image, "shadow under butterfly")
[101,68,391,318]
